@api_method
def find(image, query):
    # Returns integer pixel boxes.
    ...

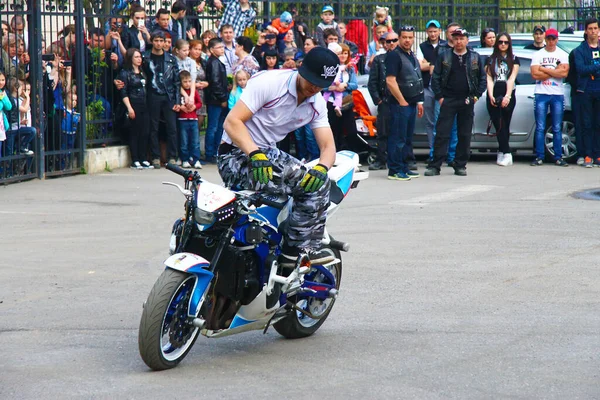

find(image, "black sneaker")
[530,158,543,166]
[555,159,569,167]
[405,170,420,178]
[369,161,386,171]
[424,168,440,176]
[447,160,457,168]
[454,168,467,176]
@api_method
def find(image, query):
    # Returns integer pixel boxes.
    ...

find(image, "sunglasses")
[399,25,415,32]
[483,28,495,34]
[498,40,510,45]
[386,38,399,43]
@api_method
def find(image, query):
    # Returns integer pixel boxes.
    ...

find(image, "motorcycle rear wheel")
[138,269,201,370]
[274,247,342,339]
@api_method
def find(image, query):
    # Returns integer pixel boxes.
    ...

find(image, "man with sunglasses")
[424,28,486,177]
[367,31,398,170]
[525,25,546,51]
[530,28,569,166]
[385,26,424,181]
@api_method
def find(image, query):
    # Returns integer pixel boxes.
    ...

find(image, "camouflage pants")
[217,146,330,249]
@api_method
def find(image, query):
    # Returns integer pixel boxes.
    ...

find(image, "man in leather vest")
[425,28,486,177]
[367,31,396,170]
[385,26,424,181]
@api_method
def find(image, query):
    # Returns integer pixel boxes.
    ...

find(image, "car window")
[515,57,534,85]
[558,40,582,54]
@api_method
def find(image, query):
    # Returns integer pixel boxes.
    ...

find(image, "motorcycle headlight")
[194,208,216,225]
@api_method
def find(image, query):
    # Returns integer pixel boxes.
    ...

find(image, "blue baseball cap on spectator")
[322,5,334,14]
[426,20,441,29]
[280,11,292,24]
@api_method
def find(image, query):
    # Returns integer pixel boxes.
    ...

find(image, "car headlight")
[194,208,216,225]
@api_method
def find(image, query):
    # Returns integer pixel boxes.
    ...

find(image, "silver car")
[357,47,578,161]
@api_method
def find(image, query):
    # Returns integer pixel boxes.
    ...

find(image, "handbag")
[341,93,354,112]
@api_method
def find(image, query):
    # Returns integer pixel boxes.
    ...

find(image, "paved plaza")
[1,156,599,399]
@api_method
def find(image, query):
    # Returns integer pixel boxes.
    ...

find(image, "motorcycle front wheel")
[138,269,202,370]
[274,247,342,339]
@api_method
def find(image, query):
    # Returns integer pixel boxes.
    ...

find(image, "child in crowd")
[267,11,295,42]
[5,77,34,156]
[0,72,11,157]
[61,91,80,151]
[316,5,341,47]
[321,43,345,117]
[174,39,197,106]
[372,6,393,37]
[228,69,249,110]
[178,70,202,169]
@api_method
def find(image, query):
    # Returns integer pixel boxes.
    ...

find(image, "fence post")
[30,0,44,179]
[74,0,87,167]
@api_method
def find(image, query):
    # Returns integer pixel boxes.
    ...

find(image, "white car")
[357,47,577,161]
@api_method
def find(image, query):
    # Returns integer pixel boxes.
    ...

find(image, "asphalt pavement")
[1,156,599,399]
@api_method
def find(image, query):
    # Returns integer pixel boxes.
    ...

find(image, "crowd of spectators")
[2,0,599,178]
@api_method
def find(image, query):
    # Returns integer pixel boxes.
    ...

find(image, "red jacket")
[178,89,202,119]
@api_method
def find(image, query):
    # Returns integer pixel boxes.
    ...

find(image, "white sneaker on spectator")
[576,157,585,165]
[20,149,34,155]
[498,153,513,166]
[496,152,504,165]
[141,161,154,169]
[182,161,192,168]
[193,160,203,169]
[131,161,143,170]
[168,159,177,166]
[176,158,182,166]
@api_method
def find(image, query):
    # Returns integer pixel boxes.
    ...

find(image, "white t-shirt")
[221,70,330,148]
[531,47,569,95]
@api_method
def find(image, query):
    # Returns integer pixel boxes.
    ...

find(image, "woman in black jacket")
[118,48,153,169]
[121,4,151,52]
[204,38,228,163]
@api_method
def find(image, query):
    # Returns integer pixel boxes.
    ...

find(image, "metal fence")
[1,0,595,184]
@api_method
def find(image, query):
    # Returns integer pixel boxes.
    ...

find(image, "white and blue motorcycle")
[138,151,368,370]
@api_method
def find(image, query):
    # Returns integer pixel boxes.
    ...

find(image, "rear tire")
[274,247,342,339]
[138,269,201,370]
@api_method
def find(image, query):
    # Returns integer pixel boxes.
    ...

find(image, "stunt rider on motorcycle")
[218,47,340,268]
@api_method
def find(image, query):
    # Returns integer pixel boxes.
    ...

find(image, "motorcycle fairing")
[164,252,214,316]
[196,180,236,212]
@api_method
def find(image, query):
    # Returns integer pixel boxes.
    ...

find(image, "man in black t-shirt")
[385,26,424,181]
[524,25,546,51]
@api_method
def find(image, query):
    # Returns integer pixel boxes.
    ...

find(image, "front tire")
[274,247,342,339]
[138,269,201,370]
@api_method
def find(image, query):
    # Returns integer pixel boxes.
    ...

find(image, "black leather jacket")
[142,50,181,106]
[431,48,486,100]
[122,26,151,51]
[118,68,147,106]
[367,52,388,105]
[205,55,228,105]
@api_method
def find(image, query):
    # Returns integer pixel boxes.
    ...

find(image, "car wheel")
[544,113,577,162]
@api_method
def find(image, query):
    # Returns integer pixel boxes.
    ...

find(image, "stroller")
[351,90,379,165]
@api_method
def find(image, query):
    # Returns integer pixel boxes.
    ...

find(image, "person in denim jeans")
[385,26,424,181]
[205,38,228,163]
[573,18,600,167]
[530,28,570,166]
[178,70,203,168]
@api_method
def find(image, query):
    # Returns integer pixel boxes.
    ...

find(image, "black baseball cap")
[298,47,340,88]
[533,25,546,33]
[451,28,469,37]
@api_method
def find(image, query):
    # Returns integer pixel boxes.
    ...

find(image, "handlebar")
[166,163,195,181]
[256,195,285,210]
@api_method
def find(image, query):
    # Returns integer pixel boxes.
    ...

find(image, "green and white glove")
[249,150,273,185]
[299,164,329,193]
